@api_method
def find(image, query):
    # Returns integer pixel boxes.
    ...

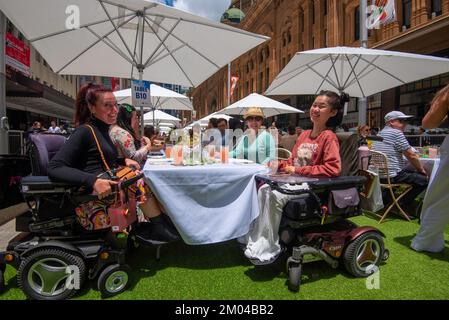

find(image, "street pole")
[358,0,368,126]
[0,11,8,154]
[227,63,231,106]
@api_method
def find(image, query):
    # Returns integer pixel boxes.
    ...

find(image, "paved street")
[0,203,26,251]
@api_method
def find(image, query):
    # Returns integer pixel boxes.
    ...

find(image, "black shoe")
[132,219,180,245]
[161,214,180,236]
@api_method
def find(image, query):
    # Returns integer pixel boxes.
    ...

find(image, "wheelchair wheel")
[17,248,86,300]
[287,262,302,292]
[343,231,384,278]
[97,264,130,298]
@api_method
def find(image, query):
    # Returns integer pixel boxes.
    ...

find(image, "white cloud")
[173,0,231,21]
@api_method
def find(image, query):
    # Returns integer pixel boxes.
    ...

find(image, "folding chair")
[369,150,413,223]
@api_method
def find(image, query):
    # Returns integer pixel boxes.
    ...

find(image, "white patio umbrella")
[0,0,269,135]
[185,112,233,129]
[113,84,193,111]
[143,109,180,126]
[216,93,302,117]
[266,46,449,98]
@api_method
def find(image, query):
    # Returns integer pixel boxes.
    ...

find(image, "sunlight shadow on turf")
[394,235,449,263]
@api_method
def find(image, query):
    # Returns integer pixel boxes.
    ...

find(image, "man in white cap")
[372,111,428,214]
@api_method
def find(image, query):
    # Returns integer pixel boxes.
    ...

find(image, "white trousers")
[243,184,300,262]
[411,136,449,252]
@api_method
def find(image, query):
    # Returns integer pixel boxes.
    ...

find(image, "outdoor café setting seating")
[0,134,142,300]
[368,150,413,223]
[253,132,389,292]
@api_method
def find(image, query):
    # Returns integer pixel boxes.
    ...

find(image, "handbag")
[75,125,137,232]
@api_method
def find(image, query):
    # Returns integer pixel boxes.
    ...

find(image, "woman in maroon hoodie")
[279,90,345,177]
[241,90,348,264]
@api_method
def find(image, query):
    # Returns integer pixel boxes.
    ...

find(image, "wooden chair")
[276,148,292,161]
[368,150,413,223]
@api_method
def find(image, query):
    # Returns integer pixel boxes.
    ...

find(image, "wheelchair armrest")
[21,176,77,193]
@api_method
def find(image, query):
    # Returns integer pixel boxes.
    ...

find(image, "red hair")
[74,83,112,126]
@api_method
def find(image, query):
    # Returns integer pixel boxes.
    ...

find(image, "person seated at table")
[371,111,428,213]
[144,125,165,152]
[109,104,152,165]
[278,91,343,177]
[230,107,275,165]
[279,125,298,152]
[241,90,345,263]
[48,83,178,243]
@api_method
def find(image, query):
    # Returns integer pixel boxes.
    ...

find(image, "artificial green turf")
[1,214,449,300]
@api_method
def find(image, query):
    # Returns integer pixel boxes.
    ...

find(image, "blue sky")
[154,0,231,21]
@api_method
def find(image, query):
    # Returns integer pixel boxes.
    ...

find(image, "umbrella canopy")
[216,93,302,118]
[0,0,269,87]
[185,112,233,129]
[265,46,449,98]
[113,84,193,111]
[143,109,181,124]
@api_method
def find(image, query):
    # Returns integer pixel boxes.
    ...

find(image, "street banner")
[5,32,30,76]
[230,76,239,97]
[367,0,397,29]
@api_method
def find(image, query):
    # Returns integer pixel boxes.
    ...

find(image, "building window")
[324,29,328,47]
[355,6,360,41]
[265,67,270,91]
[402,0,412,29]
[312,1,315,25]
[6,20,14,34]
[300,10,304,32]
[258,72,263,93]
[323,0,328,16]
[431,0,442,17]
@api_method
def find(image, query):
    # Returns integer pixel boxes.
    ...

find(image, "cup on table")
[220,146,229,164]
[173,145,183,165]
[165,144,173,158]
[429,147,438,159]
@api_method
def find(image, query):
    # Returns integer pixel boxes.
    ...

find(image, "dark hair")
[229,118,244,131]
[144,125,156,139]
[217,118,228,126]
[317,90,349,128]
[287,125,296,135]
[75,83,111,126]
[208,118,219,128]
[117,103,140,149]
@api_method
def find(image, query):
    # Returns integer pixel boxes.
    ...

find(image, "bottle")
[358,140,370,171]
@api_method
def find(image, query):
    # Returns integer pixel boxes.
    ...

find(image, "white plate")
[147,158,173,165]
[229,158,254,164]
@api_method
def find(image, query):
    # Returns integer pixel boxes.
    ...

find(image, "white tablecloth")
[143,161,269,245]
[405,158,440,187]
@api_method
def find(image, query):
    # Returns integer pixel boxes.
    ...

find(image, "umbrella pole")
[139,70,145,138]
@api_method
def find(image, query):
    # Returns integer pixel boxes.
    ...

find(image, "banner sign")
[131,80,152,109]
[5,33,30,76]
[230,76,239,97]
[367,0,397,29]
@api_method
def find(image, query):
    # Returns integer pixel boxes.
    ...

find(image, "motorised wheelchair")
[0,134,141,300]
[254,132,389,292]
